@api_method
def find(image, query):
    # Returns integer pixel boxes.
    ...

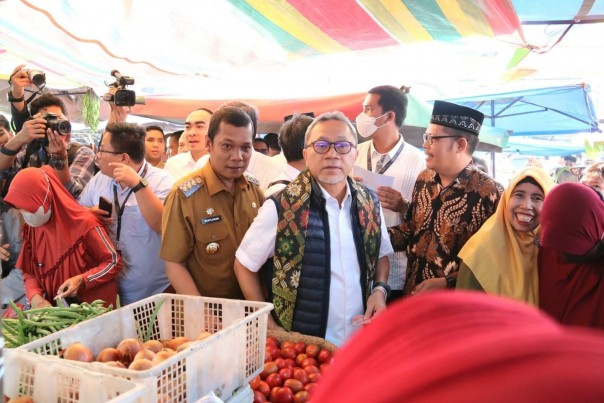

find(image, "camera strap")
[112,163,149,248]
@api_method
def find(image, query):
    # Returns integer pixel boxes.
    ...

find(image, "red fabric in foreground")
[312,291,604,403]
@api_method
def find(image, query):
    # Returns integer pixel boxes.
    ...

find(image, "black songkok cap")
[430,101,484,136]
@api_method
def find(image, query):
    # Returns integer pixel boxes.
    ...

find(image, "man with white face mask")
[354,85,425,302]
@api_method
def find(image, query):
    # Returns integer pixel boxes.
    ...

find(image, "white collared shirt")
[236,181,393,346]
[165,151,198,180]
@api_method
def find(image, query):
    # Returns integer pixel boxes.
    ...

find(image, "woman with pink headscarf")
[5,166,121,308]
[539,182,604,329]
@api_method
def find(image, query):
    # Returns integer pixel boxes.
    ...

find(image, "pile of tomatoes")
[250,335,335,403]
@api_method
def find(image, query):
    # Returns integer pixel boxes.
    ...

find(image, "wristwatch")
[48,154,67,170]
[445,275,456,289]
[372,281,391,299]
[7,91,24,103]
[131,177,148,193]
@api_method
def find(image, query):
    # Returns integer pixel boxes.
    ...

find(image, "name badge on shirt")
[201,216,222,224]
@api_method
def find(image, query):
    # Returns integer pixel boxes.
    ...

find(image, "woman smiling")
[456,167,555,305]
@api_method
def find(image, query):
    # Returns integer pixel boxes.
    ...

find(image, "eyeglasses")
[423,133,462,145]
[98,145,124,155]
[307,140,355,154]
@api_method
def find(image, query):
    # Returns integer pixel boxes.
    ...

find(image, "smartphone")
[98,196,113,216]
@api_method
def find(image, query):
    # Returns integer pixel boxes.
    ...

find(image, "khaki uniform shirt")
[160,161,264,299]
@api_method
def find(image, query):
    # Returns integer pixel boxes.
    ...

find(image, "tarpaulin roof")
[441,84,600,136]
[0,0,602,146]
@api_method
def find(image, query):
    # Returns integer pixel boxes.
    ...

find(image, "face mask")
[355,112,388,138]
[22,206,52,227]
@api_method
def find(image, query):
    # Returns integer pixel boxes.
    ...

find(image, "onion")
[116,338,143,366]
[128,358,154,371]
[163,336,189,351]
[176,341,196,353]
[96,347,123,363]
[196,331,212,341]
[104,361,126,368]
[152,349,176,365]
[7,397,34,403]
[134,348,155,361]
[63,342,93,362]
[143,339,164,353]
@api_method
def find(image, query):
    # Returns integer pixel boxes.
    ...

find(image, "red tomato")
[303,365,320,375]
[292,368,308,385]
[305,344,319,358]
[266,345,278,361]
[293,341,307,355]
[304,383,318,396]
[317,349,332,364]
[293,390,310,403]
[300,357,318,368]
[261,362,278,379]
[266,373,283,389]
[319,363,331,373]
[280,341,295,350]
[254,390,268,403]
[279,347,296,360]
[283,378,304,394]
[258,381,271,397]
[265,349,274,363]
[274,357,286,370]
[295,353,308,367]
[308,372,321,383]
[284,358,296,368]
[266,336,279,348]
[275,386,294,403]
[279,367,293,380]
[250,375,261,390]
[270,387,281,402]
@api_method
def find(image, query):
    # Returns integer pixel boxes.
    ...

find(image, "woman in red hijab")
[312,292,604,403]
[5,166,122,308]
[539,182,604,329]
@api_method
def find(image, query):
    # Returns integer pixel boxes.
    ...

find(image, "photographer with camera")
[0,93,96,199]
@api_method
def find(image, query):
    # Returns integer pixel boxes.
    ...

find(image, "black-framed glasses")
[423,133,462,145]
[307,140,355,154]
[98,145,124,155]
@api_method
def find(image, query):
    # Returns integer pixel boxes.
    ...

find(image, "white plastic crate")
[18,294,273,403]
[4,348,146,403]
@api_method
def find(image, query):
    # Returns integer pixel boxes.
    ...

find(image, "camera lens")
[28,70,46,87]
[55,120,71,135]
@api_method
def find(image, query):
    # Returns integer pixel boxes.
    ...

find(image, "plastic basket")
[18,294,273,403]
[4,349,146,403]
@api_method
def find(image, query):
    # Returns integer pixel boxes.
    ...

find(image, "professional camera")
[28,113,71,146]
[103,70,144,107]
[25,69,46,87]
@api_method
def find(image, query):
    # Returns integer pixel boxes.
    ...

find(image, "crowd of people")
[1,67,603,352]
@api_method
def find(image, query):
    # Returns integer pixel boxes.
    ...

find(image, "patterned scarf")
[272,168,382,331]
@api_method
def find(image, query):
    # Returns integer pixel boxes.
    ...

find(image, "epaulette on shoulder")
[244,172,260,186]
[179,176,205,198]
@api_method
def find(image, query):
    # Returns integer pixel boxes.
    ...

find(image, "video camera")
[103,70,144,107]
[28,113,71,147]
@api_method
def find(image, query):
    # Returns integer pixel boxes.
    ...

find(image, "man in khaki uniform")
[160,107,264,299]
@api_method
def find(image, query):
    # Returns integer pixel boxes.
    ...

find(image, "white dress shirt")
[164,151,198,180]
[236,182,393,346]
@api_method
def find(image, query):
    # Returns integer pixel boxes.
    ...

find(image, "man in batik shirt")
[388,101,503,296]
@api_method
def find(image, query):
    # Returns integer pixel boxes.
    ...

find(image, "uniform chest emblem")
[206,208,214,215]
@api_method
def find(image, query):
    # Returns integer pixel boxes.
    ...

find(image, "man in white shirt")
[165,108,212,180]
[193,101,284,190]
[235,111,392,347]
[355,85,425,302]
[264,114,313,197]
[79,122,175,304]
